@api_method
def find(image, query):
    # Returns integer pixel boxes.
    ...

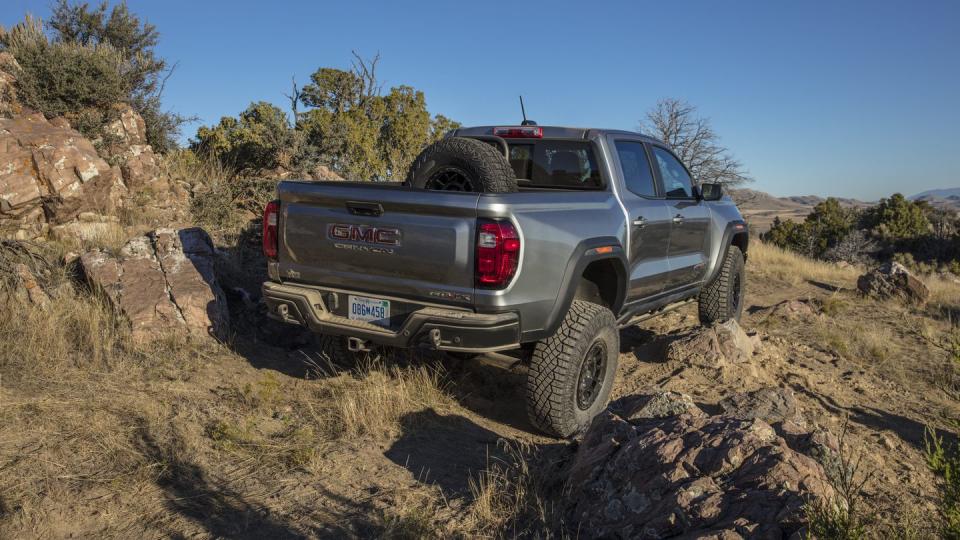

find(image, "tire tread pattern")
[405,137,518,193]
[526,300,618,437]
[698,246,745,325]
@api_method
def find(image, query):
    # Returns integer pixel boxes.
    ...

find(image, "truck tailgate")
[277,182,479,304]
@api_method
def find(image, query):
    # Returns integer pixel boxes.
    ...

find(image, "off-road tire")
[698,246,745,325]
[526,300,619,438]
[405,137,518,193]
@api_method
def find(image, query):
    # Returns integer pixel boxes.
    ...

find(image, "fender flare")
[703,220,749,285]
[526,236,628,342]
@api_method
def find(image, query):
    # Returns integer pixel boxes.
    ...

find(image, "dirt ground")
[2,242,958,538]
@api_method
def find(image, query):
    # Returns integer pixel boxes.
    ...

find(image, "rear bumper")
[262,281,520,353]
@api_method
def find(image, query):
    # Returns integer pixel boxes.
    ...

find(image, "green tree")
[762,217,814,255]
[862,193,930,241]
[296,52,459,181]
[192,102,294,172]
[804,197,858,254]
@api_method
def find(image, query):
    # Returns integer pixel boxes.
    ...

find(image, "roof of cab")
[451,125,666,145]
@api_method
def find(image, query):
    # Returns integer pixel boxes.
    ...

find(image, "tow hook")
[429,328,442,348]
[347,337,371,352]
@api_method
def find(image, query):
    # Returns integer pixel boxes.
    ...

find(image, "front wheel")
[525,300,619,438]
[698,246,746,325]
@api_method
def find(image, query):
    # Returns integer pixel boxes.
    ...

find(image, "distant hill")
[728,188,869,232]
[911,187,960,199]
[910,188,960,212]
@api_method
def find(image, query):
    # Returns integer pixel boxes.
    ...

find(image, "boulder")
[666,319,759,368]
[566,407,834,538]
[856,261,929,303]
[613,390,706,421]
[80,228,228,342]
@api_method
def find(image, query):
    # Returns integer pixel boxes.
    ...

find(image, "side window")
[651,146,693,199]
[615,141,657,198]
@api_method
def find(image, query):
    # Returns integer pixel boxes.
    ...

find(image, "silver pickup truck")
[262,125,749,436]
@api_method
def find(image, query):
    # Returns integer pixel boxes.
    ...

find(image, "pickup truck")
[261,125,749,437]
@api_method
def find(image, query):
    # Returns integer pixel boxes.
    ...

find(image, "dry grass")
[749,240,861,286]
[0,248,506,536]
[928,274,960,318]
[465,441,559,538]
[322,363,454,440]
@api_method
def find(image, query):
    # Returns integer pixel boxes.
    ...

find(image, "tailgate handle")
[346,201,383,217]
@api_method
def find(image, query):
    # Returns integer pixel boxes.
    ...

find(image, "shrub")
[192,101,295,172]
[862,193,930,241]
[1,2,187,151]
[762,198,859,259]
[0,16,127,119]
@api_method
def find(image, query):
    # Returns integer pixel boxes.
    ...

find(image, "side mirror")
[700,183,723,201]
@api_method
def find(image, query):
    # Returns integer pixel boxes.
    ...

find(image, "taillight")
[493,126,543,138]
[476,219,521,288]
[263,200,280,260]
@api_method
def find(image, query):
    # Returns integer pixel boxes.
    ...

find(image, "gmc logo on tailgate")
[328,224,401,246]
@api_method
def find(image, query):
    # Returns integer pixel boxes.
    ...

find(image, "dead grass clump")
[465,441,562,538]
[750,240,860,287]
[321,362,454,440]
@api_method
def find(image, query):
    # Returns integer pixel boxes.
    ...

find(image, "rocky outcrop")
[565,395,834,538]
[80,228,228,342]
[98,103,161,190]
[0,56,186,241]
[0,52,20,117]
[0,112,128,239]
[857,261,929,303]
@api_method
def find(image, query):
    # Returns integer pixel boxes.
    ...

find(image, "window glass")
[508,144,533,181]
[615,141,657,197]
[651,146,694,198]
[505,141,603,189]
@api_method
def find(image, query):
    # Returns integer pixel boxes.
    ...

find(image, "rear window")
[506,141,603,189]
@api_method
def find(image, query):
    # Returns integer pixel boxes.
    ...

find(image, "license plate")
[348,295,390,326]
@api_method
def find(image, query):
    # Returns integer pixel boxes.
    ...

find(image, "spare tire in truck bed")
[405,137,518,193]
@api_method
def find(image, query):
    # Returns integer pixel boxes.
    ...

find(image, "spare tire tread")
[405,137,518,193]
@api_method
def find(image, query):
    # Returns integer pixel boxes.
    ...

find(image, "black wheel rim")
[576,340,607,410]
[425,167,476,191]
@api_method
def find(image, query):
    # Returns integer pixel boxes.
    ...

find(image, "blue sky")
[3,0,958,200]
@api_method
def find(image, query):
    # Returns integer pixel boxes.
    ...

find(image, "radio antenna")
[519,95,536,126]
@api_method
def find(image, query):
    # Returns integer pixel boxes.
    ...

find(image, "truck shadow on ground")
[131,417,313,539]
[384,408,505,498]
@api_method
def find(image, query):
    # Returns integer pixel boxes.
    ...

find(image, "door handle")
[672,214,684,224]
[632,216,647,228]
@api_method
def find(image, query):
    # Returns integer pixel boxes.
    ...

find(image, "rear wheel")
[526,300,619,438]
[698,246,745,325]
[405,137,518,193]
